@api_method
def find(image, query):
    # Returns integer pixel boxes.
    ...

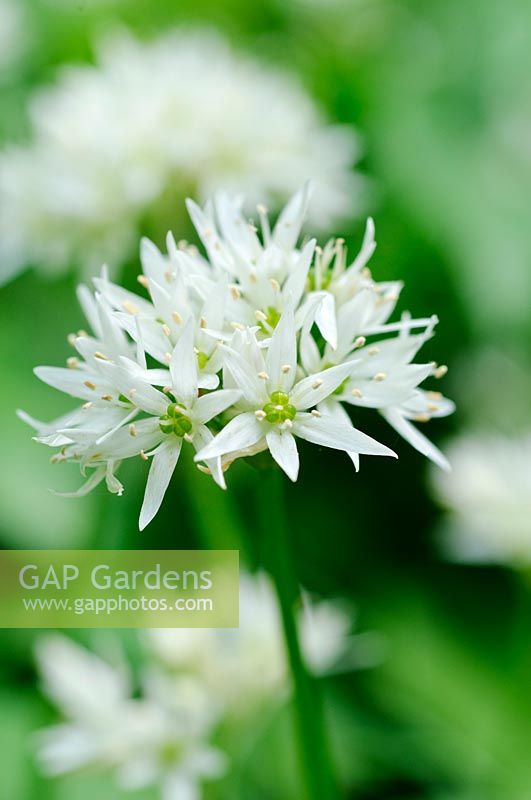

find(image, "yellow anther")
[122,300,139,315]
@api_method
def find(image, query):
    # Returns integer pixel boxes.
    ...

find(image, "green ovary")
[308,271,331,293]
[159,403,193,437]
[263,391,297,424]
[197,351,209,369]
[259,305,281,333]
[160,739,185,766]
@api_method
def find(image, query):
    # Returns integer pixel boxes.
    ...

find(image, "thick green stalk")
[261,468,339,800]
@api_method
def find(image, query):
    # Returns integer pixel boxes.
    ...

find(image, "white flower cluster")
[34,572,358,798]
[146,572,363,714]
[21,187,453,530]
[35,636,226,799]
[432,433,531,566]
[0,28,359,283]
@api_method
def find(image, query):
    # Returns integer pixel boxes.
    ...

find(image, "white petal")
[265,306,297,392]
[299,326,322,374]
[96,297,129,360]
[113,311,167,363]
[201,274,229,334]
[163,772,199,800]
[198,373,220,390]
[17,407,83,434]
[194,389,242,424]
[291,361,358,410]
[272,184,312,250]
[315,292,338,349]
[95,408,139,445]
[34,366,113,402]
[35,724,98,775]
[349,217,376,270]
[93,277,154,318]
[139,368,172,385]
[139,440,182,530]
[52,467,106,497]
[99,359,167,415]
[105,461,124,495]
[220,346,265,406]
[170,319,198,406]
[266,428,300,481]
[318,399,360,471]
[283,239,315,308]
[185,198,233,273]
[382,408,450,471]
[294,414,397,458]
[140,237,168,285]
[194,412,264,461]
[96,418,163,460]
[215,192,262,263]
[193,425,226,489]
[401,390,456,419]
[35,635,129,722]
[76,285,101,338]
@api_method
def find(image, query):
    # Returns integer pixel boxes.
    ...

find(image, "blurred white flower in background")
[147,572,362,715]
[432,433,531,566]
[0,0,26,77]
[33,573,380,794]
[35,635,227,799]
[0,28,360,284]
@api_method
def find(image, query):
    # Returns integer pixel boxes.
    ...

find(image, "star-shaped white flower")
[34,635,226,800]
[95,319,241,528]
[194,307,396,481]
[301,311,454,471]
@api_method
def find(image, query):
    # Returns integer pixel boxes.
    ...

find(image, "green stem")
[184,454,251,561]
[261,468,339,800]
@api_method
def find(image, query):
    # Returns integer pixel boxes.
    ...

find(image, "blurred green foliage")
[1,0,531,798]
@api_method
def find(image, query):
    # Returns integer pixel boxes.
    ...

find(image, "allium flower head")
[33,573,372,796]
[0,28,359,283]
[21,187,453,529]
[34,635,226,799]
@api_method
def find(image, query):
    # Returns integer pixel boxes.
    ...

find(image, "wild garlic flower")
[146,572,357,715]
[21,187,453,529]
[34,635,226,799]
[33,575,368,792]
[0,28,359,283]
[432,433,531,566]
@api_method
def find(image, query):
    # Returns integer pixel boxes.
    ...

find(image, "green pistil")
[262,391,297,424]
[197,351,209,370]
[159,739,185,766]
[159,402,192,437]
[308,268,332,292]
[333,378,349,396]
[259,305,281,333]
